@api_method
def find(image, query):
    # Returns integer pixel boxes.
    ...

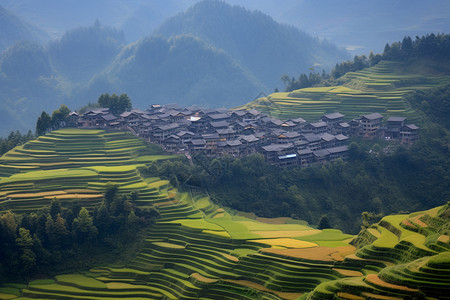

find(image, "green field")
[242,60,450,122]
[1,129,448,299]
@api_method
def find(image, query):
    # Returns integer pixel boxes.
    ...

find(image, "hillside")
[0,129,448,298]
[47,21,125,83]
[94,34,265,109]
[0,129,355,298]
[306,204,450,299]
[155,0,348,89]
[244,57,450,122]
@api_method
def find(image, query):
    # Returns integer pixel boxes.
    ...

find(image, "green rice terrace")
[0,129,449,299]
[243,60,450,122]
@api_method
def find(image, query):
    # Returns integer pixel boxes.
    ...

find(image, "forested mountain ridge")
[47,21,125,83]
[98,34,265,108]
[155,0,347,89]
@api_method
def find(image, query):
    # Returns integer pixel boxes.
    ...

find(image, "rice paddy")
[306,204,450,299]
[2,129,448,299]
[242,60,450,122]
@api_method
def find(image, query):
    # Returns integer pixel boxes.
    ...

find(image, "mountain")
[86,34,264,108]
[47,21,125,83]
[0,41,60,135]
[0,4,48,52]
[154,0,348,89]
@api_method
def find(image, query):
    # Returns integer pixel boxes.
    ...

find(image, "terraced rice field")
[1,129,448,299]
[243,61,450,122]
[0,129,173,212]
[305,204,450,299]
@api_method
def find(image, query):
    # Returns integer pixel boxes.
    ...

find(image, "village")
[69,105,419,167]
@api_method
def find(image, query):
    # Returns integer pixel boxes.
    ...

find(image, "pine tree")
[72,208,98,242]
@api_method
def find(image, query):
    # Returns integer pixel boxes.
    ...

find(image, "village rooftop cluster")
[69,105,419,167]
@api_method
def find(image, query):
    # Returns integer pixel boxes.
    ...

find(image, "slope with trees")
[155,0,348,89]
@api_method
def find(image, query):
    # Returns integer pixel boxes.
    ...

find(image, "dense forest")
[0,185,158,281]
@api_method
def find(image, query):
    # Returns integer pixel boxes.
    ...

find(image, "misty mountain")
[0,5,48,52]
[86,34,264,108]
[155,0,348,88]
[0,41,61,134]
[47,22,125,83]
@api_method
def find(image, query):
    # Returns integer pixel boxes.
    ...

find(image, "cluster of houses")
[69,105,419,167]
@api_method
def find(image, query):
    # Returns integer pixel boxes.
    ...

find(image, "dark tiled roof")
[101,114,117,121]
[327,145,349,154]
[323,112,344,120]
[335,134,349,141]
[158,123,179,131]
[387,116,407,122]
[239,135,259,143]
[309,121,327,128]
[302,133,321,142]
[191,139,206,145]
[210,121,230,128]
[290,117,306,123]
[361,113,383,120]
[319,133,335,142]
[297,148,313,155]
[262,143,293,152]
[405,124,419,130]
[202,133,220,140]
[313,149,330,157]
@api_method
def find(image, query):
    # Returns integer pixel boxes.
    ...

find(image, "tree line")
[0,130,34,156]
[0,184,158,281]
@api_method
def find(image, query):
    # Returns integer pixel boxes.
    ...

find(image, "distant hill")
[155,0,348,89]
[0,4,48,52]
[0,41,61,134]
[92,34,264,108]
[47,21,125,83]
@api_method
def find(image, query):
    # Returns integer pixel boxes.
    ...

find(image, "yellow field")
[252,230,320,238]
[252,238,318,248]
